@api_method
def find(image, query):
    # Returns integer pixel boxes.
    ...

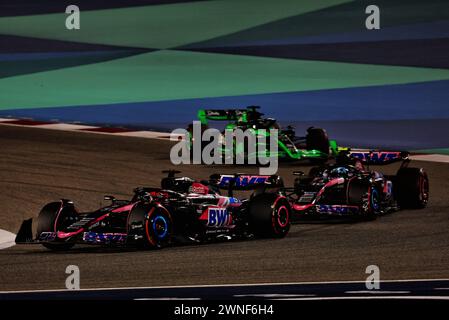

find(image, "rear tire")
[306,127,330,164]
[37,202,76,251]
[306,127,329,153]
[248,193,290,238]
[396,167,429,209]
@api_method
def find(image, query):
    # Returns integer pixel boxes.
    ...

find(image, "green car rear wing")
[198,109,247,125]
[198,106,263,125]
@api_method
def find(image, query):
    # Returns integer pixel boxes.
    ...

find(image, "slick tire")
[248,193,291,238]
[128,204,173,249]
[347,180,379,220]
[306,127,330,164]
[37,202,76,251]
[396,167,429,209]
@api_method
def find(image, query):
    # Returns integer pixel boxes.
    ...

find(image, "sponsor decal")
[218,175,270,188]
[350,151,401,164]
[216,196,242,207]
[384,180,393,196]
[39,232,57,241]
[189,182,209,195]
[205,207,233,227]
[317,205,359,215]
[82,232,127,244]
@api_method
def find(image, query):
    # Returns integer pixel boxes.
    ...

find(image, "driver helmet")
[329,166,350,178]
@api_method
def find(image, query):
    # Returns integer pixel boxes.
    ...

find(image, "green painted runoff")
[1,50,449,110]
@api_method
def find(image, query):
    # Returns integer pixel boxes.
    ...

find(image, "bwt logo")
[207,208,232,227]
[218,175,269,188]
[350,152,401,163]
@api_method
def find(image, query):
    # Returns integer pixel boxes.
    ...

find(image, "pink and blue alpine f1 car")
[286,151,429,220]
[15,171,290,250]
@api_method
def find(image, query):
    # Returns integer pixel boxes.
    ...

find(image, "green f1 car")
[186,106,342,163]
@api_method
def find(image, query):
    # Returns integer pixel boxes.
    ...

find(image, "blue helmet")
[329,166,349,178]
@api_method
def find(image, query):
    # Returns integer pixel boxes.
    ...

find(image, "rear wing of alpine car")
[346,149,410,165]
[209,173,284,196]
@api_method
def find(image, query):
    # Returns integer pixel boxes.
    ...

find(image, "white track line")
[277,296,449,301]
[135,297,201,301]
[0,120,174,140]
[410,154,449,163]
[115,131,176,140]
[344,290,411,294]
[233,294,316,298]
[1,278,449,294]
[0,229,16,250]
[36,123,100,131]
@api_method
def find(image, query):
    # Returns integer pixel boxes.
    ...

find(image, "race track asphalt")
[0,125,448,291]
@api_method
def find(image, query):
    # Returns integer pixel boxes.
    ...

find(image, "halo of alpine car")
[15,106,429,251]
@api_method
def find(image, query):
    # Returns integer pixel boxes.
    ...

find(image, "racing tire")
[37,202,76,251]
[364,187,381,220]
[127,204,173,249]
[347,180,379,220]
[396,167,429,209]
[306,127,330,164]
[248,193,291,238]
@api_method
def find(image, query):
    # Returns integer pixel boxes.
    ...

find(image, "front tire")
[37,202,76,251]
[348,180,379,220]
[127,204,173,249]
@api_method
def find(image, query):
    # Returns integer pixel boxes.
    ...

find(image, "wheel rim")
[419,175,429,204]
[370,188,380,212]
[152,215,169,240]
[277,205,289,228]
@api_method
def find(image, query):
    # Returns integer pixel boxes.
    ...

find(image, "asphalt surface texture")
[0,125,448,292]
